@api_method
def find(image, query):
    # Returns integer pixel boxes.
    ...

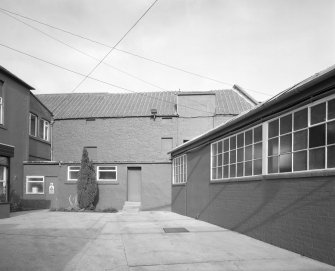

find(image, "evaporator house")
[170,65,335,266]
[24,88,257,211]
[0,65,52,217]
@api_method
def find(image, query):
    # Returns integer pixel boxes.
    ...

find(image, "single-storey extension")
[170,65,335,266]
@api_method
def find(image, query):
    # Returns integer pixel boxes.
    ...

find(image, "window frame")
[210,125,263,181]
[26,176,44,194]
[40,119,50,141]
[172,154,187,184]
[29,113,38,137]
[67,166,80,181]
[97,166,117,182]
[266,93,335,174]
[0,97,3,125]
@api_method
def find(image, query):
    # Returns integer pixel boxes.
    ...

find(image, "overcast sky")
[0,0,334,101]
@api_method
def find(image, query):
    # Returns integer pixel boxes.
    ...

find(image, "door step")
[122,201,141,213]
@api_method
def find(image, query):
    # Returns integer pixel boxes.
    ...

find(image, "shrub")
[77,148,98,209]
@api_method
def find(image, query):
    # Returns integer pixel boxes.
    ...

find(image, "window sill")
[172,183,186,187]
[26,193,44,195]
[209,169,335,184]
[97,181,119,185]
[29,135,51,145]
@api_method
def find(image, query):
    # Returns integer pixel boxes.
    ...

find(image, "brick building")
[0,65,52,217]
[170,65,335,266]
[24,88,256,211]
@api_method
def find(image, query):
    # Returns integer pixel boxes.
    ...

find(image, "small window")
[67,166,80,181]
[0,81,3,125]
[39,119,50,141]
[26,176,44,194]
[29,113,38,137]
[97,166,117,181]
[173,155,187,184]
[310,102,326,125]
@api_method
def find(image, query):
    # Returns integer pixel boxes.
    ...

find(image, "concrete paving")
[0,210,334,271]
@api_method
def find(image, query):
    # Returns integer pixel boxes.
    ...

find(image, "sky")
[0,0,334,102]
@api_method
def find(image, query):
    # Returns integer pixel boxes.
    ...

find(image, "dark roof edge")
[170,66,335,156]
[233,84,258,105]
[0,66,35,90]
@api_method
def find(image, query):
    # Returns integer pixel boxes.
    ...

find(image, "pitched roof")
[37,89,256,119]
[170,64,335,155]
[0,65,34,90]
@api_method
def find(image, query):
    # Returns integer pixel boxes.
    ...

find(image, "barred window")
[211,125,262,180]
[173,155,187,184]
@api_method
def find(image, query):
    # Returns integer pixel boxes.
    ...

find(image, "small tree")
[77,148,98,209]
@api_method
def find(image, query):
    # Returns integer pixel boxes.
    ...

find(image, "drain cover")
[163,227,189,233]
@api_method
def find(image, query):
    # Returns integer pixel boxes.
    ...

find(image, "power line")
[70,0,159,92]
[0,42,218,115]
[0,8,167,92]
[0,7,215,111]
[0,6,271,97]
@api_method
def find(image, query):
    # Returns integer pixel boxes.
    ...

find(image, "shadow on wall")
[235,180,333,234]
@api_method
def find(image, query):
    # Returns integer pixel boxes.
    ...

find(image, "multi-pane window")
[39,119,50,141]
[211,126,263,180]
[0,157,8,202]
[172,155,187,184]
[268,97,335,172]
[26,176,44,194]
[29,113,38,137]
[0,81,3,125]
[97,166,117,181]
[67,166,80,181]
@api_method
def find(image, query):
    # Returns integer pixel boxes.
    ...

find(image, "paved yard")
[0,210,334,271]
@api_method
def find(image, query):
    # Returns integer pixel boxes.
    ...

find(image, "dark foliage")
[77,148,98,209]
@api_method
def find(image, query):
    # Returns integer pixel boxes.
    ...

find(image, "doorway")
[127,167,142,202]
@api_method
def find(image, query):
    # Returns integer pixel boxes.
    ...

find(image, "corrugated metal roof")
[37,89,255,119]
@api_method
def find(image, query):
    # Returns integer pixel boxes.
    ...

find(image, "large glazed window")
[268,96,335,173]
[97,166,117,181]
[172,154,187,184]
[211,125,263,180]
[26,176,44,194]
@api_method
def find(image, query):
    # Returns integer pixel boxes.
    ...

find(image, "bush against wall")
[77,148,98,209]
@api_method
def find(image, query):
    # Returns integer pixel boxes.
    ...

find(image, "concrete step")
[122,201,141,212]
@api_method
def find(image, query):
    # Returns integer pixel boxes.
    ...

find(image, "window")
[211,125,262,180]
[26,176,44,194]
[0,81,3,125]
[39,119,50,141]
[267,96,335,173]
[173,154,187,184]
[0,157,8,202]
[97,166,117,181]
[29,113,38,137]
[67,166,80,181]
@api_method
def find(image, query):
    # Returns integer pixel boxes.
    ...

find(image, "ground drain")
[163,227,189,233]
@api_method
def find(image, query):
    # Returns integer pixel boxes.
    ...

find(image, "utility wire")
[70,0,159,92]
[0,42,218,115]
[0,9,167,92]
[0,6,214,111]
[0,6,271,97]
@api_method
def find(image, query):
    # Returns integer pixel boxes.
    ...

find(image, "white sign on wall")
[49,183,55,194]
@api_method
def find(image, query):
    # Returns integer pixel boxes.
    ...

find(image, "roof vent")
[151,108,157,120]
